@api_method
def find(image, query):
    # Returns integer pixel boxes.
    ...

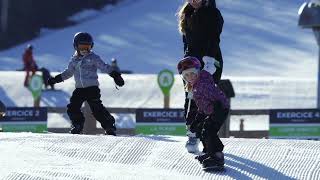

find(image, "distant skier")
[48,32,125,135]
[177,56,230,170]
[22,44,38,87]
[177,0,224,153]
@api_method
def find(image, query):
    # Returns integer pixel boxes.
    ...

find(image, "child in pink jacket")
[177,56,230,170]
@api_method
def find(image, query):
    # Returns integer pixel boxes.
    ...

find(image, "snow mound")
[0,133,319,179]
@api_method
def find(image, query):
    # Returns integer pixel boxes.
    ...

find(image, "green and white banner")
[135,108,186,136]
[270,125,320,138]
[136,124,186,136]
[0,107,47,133]
[269,109,320,140]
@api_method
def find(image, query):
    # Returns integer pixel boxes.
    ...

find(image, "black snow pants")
[201,103,229,154]
[67,86,116,131]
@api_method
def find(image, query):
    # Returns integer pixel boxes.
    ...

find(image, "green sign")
[29,74,43,100]
[136,124,186,136]
[157,69,174,96]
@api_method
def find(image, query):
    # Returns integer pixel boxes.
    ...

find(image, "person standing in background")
[177,0,224,153]
[22,44,38,87]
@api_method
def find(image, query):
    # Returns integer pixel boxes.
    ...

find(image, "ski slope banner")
[269,109,320,140]
[135,108,185,136]
[0,107,47,133]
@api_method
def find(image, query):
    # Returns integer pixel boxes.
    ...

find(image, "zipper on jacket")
[78,60,84,88]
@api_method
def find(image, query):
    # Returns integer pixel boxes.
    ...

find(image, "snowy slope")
[0,0,317,77]
[0,133,319,180]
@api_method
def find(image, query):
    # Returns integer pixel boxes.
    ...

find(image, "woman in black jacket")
[177,0,224,153]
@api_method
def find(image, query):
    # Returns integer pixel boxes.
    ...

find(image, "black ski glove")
[109,71,124,87]
[48,74,63,85]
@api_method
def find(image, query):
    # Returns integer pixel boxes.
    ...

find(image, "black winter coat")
[183,4,224,67]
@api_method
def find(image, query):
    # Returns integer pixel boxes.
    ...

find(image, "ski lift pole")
[298,1,320,108]
[314,28,320,108]
[185,96,191,119]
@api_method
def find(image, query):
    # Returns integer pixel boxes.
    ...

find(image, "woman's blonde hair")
[177,2,192,34]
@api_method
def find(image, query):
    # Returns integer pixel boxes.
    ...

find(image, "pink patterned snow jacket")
[192,70,230,115]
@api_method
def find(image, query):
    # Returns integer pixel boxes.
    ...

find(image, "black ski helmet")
[73,32,94,50]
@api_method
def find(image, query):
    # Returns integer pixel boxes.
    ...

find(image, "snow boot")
[70,124,83,134]
[202,152,225,171]
[105,127,116,136]
[195,153,210,164]
[185,130,200,153]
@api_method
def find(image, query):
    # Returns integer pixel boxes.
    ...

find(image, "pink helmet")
[177,56,201,74]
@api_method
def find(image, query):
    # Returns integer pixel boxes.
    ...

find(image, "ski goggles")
[181,68,199,78]
[77,44,92,51]
[177,57,201,74]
